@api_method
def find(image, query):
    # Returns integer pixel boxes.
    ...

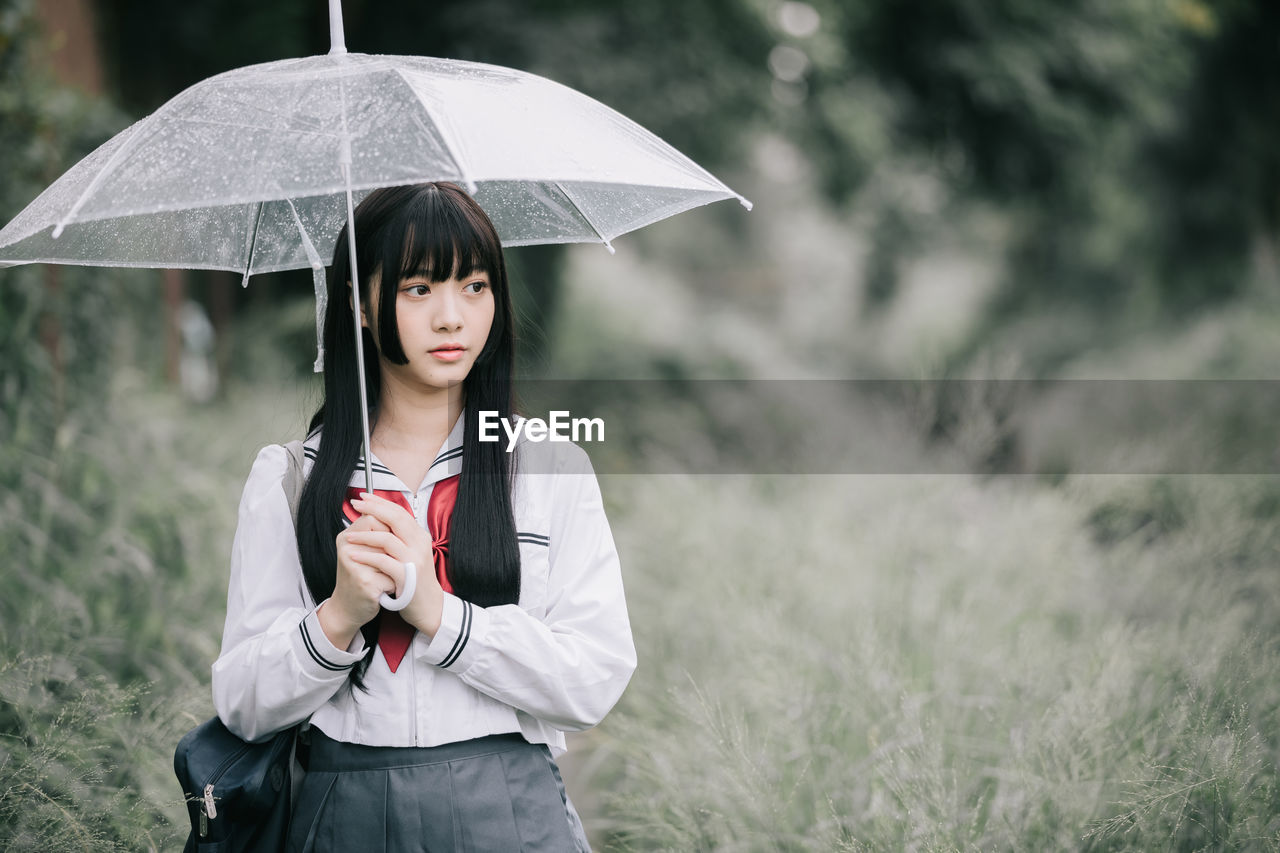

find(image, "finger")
[345,559,396,590]
[351,495,418,541]
[339,540,398,570]
[342,554,399,599]
[348,549,406,593]
[350,493,412,526]
[359,572,397,600]
[348,513,391,534]
[344,530,410,561]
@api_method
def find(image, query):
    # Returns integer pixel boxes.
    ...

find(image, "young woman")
[211,182,636,851]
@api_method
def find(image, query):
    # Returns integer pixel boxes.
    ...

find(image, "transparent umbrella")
[0,0,751,527]
[0,49,752,273]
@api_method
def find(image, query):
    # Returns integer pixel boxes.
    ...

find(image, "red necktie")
[342,474,459,673]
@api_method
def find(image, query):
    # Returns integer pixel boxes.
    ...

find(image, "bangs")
[382,186,502,284]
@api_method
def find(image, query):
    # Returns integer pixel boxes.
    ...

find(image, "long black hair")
[296,182,521,688]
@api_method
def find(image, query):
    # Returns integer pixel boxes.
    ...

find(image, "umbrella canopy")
[0,11,750,516]
[0,52,750,275]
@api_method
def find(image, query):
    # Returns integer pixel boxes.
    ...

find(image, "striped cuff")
[293,606,366,678]
[418,592,487,672]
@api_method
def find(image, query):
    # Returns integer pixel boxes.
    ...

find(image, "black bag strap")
[282,439,314,614]
[282,439,306,527]
[281,438,315,745]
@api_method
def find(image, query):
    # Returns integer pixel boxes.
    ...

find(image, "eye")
[464,279,489,294]
[403,283,430,296]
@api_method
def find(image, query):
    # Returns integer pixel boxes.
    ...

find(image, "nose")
[432,287,463,332]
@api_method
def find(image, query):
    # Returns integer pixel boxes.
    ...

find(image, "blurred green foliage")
[787,0,1278,334]
[0,2,209,848]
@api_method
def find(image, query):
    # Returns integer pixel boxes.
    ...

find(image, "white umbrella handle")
[379,561,417,611]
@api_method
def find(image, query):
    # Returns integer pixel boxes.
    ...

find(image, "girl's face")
[365,263,496,394]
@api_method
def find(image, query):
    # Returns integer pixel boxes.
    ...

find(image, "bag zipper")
[195,738,252,835]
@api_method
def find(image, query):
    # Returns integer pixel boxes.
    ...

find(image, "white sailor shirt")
[210,411,637,757]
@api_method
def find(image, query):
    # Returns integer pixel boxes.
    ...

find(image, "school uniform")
[210,409,636,851]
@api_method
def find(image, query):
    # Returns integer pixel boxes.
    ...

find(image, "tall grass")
[0,269,314,849]
[586,469,1279,850]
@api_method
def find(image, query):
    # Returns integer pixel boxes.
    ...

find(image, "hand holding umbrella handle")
[379,561,417,611]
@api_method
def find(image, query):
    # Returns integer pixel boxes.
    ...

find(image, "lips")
[429,343,466,362]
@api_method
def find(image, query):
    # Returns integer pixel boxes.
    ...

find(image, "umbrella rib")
[285,199,325,269]
[53,87,203,236]
[552,181,614,254]
[389,68,477,191]
[178,75,318,130]
[241,200,265,286]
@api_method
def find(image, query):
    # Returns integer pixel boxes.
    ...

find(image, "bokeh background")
[2,0,1280,849]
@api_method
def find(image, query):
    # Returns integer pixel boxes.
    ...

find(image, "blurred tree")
[96,0,311,113]
[790,0,1278,333]
[1146,0,1280,308]
[806,0,1193,320]
[1,0,131,414]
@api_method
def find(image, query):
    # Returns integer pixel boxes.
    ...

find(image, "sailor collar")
[302,408,467,496]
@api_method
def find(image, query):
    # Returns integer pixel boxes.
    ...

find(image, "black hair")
[296,182,520,689]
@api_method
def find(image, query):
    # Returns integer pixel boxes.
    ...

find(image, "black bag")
[174,718,300,852]
[175,440,309,852]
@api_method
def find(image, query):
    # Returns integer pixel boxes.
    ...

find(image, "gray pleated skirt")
[287,730,591,852]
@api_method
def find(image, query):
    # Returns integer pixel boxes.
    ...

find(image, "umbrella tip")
[604,240,616,256]
[52,223,65,239]
[738,197,754,212]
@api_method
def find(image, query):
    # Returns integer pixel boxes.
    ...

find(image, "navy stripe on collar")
[303,446,398,478]
[431,446,464,469]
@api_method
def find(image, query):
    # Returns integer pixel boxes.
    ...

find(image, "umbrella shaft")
[350,275,374,496]
[343,164,374,495]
